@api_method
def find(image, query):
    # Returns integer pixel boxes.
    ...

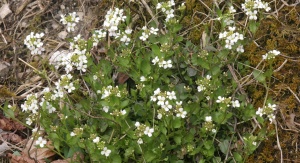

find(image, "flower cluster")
[60,12,80,32]
[52,74,76,99]
[24,32,45,55]
[219,26,244,50]
[97,85,126,99]
[21,94,39,125]
[152,56,172,69]
[91,29,106,47]
[103,8,126,37]
[203,116,216,133]
[216,96,241,109]
[50,35,88,73]
[70,127,83,137]
[262,50,280,60]
[156,0,175,22]
[139,26,159,41]
[241,0,271,20]
[116,27,133,45]
[150,88,187,119]
[256,103,276,123]
[196,75,212,92]
[135,122,154,137]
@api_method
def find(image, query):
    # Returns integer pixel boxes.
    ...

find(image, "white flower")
[35,137,47,148]
[229,6,236,13]
[268,103,276,111]
[152,56,160,65]
[144,127,154,137]
[121,110,127,115]
[157,113,162,119]
[205,116,212,122]
[103,106,110,113]
[150,95,157,102]
[150,27,159,35]
[26,118,33,125]
[237,45,244,53]
[176,108,187,118]
[197,85,206,92]
[137,138,143,144]
[125,28,132,34]
[167,91,176,100]
[101,147,112,157]
[70,132,76,137]
[256,107,263,117]
[216,96,225,103]
[154,88,161,95]
[135,122,140,127]
[139,32,149,41]
[157,96,166,106]
[231,100,240,108]
[162,101,172,111]
[156,3,162,9]
[93,137,100,143]
[140,76,146,82]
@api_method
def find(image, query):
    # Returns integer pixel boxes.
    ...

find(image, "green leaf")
[151,44,161,55]
[253,69,266,84]
[112,154,122,163]
[174,136,182,145]
[218,139,230,154]
[145,151,156,162]
[172,24,182,33]
[249,21,259,33]
[173,118,181,128]
[187,67,197,76]
[233,152,243,162]
[120,100,130,109]
[4,108,15,119]
[141,60,151,75]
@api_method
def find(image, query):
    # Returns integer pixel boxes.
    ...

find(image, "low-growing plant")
[3,0,282,162]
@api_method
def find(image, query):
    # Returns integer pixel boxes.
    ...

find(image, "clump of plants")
[3,0,282,162]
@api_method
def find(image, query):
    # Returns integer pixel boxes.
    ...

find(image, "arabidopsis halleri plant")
[135,122,154,137]
[139,26,159,41]
[98,85,125,99]
[35,137,47,148]
[115,27,133,45]
[219,26,244,50]
[24,32,45,55]
[103,8,126,37]
[242,0,271,20]
[92,29,106,47]
[196,75,212,92]
[256,103,277,123]
[52,35,88,73]
[204,116,215,132]
[60,12,80,32]
[262,50,280,60]
[151,88,187,119]
[156,0,175,22]
[152,56,173,69]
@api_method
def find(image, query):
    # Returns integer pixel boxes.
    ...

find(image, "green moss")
[0,86,15,98]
